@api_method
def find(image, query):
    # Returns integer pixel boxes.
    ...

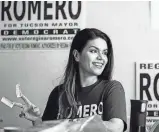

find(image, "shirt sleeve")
[102,80,127,131]
[42,86,59,121]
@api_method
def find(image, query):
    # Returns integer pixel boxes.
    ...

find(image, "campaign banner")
[136,61,159,131]
[0,1,86,50]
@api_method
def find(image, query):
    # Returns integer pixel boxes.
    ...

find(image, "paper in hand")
[1,97,15,108]
[16,84,22,98]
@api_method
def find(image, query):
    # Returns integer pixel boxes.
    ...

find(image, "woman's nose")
[97,52,103,60]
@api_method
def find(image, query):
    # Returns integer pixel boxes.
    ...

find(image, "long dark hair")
[57,28,114,119]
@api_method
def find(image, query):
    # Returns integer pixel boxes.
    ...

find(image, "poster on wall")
[136,61,159,131]
[0,1,86,50]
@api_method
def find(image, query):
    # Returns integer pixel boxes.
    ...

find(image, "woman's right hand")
[14,93,41,122]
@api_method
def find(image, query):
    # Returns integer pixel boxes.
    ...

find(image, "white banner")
[0,1,86,50]
[136,61,159,131]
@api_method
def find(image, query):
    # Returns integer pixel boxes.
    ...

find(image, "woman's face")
[77,38,108,77]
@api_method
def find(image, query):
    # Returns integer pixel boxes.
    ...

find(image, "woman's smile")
[92,62,105,69]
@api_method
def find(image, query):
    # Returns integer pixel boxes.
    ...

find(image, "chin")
[92,71,103,76]
[89,68,104,76]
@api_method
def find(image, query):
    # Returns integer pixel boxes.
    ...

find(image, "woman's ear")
[73,49,80,62]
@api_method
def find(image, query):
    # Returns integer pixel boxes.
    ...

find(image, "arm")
[102,81,127,132]
[79,115,124,132]
[103,118,124,132]
[18,86,60,126]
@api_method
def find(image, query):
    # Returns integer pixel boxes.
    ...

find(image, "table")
[1,115,107,132]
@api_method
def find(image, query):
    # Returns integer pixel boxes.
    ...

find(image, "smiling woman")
[74,38,108,78]
[16,28,127,132]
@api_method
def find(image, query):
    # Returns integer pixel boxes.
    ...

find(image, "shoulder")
[109,80,123,88]
[49,84,64,98]
[102,80,125,95]
[102,80,123,86]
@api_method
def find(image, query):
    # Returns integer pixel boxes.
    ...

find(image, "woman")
[18,28,127,132]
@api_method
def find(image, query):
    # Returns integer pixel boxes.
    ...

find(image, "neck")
[79,69,98,87]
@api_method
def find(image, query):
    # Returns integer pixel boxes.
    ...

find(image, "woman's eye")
[103,51,108,55]
[90,49,97,53]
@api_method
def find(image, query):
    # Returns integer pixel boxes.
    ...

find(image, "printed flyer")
[136,61,159,131]
[0,1,86,50]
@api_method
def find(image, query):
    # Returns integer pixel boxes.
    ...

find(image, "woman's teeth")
[93,62,103,67]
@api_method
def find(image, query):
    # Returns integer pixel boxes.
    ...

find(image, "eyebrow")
[89,46,108,51]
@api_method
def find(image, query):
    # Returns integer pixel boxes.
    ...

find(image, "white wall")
[86,0,150,115]
[1,1,159,130]
[0,50,69,127]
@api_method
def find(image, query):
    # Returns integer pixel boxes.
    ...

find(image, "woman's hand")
[14,89,41,122]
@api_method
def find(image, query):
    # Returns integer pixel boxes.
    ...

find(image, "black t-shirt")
[42,80,127,131]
